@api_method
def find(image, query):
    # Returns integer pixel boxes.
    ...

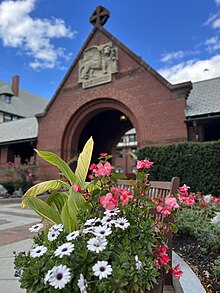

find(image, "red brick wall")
[37,28,189,180]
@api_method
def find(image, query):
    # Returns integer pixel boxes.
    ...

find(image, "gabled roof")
[0,84,14,96]
[0,117,38,145]
[186,77,220,118]
[0,80,48,117]
[38,25,192,117]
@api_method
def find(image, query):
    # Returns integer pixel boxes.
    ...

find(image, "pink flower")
[165,196,179,209]
[136,159,154,170]
[88,174,94,180]
[83,193,90,200]
[119,189,133,206]
[172,264,183,278]
[100,153,108,157]
[72,184,81,193]
[99,193,119,210]
[89,163,96,171]
[154,246,170,267]
[93,162,114,177]
[183,195,195,206]
[179,184,190,193]
[111,186,122,196]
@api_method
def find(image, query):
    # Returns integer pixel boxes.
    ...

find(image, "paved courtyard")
[0,202,39,293]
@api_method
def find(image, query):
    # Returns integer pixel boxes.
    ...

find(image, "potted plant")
[14,137,190,292]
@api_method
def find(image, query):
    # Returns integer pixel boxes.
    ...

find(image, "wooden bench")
[117,177,180,285]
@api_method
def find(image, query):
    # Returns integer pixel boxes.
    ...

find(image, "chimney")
[11,75,19,96]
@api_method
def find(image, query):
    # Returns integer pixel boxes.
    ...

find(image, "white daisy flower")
[29,223,43,233]
[44,268,54,284]
[92,260,112,279]
[82,227,95,234]
[104,208,120,217]
[77,273,88,293]
[48,229,60,241]
[48,264,71,290]
[84,218,101,226]
[54,242,74,258]
[115,217,130,230]
[87,237,108,253]
[101,216,115,226]
[66,230,80,241]
[93,225,112,237]
[135,255,143,270]
[49,224,64,232]
[30,245,47,258]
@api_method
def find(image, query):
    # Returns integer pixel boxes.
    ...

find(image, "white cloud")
[215,0,220,5]
[0,0,76,69]
[204,36,220,52]
[159,55,220,83]
[160,50,185,63]
[204,12,220,29]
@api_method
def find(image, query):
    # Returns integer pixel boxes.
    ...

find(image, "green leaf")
[45,191,68,213]
[21,180,66,208]
[75,137,94,188]
[61,202,75,232]
[26,197,62,224]
[35,149,77,185]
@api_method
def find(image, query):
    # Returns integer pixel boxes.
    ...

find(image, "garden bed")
[173,235,220,293]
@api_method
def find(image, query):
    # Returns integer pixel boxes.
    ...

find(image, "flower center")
[120,222,124,225]
[100,266,105,272]
[36,250,41,253]
[100,231,105,234]
[62,248,68,252]
[56,273,63,280]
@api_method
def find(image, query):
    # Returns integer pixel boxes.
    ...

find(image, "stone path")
[0,202,39,293]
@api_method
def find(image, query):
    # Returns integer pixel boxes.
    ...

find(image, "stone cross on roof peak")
[90,6,110,27]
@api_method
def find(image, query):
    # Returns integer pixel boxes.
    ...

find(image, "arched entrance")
[61,98,138,167]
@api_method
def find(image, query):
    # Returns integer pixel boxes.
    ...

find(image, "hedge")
[137,140,220,195]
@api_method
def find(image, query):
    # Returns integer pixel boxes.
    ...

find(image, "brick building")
[0,6,220,180]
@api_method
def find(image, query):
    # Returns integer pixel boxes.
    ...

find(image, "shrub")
[0,162,38,194]
[175,203,220,253]
[137,140,220,194]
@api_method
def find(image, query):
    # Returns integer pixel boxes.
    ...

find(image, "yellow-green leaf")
[26,197,62,224]
[61,202,75,232]
[75,137,94,188]
[22,180,66,208]
[35,149,77,185]
[46,191,68,213]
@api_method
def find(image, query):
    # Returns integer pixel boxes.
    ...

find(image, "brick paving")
[0,203,39,246]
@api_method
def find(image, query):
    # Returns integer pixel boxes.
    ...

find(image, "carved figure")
[80,46,102,79]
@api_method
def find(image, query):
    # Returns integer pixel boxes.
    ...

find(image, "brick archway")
[61,98,138,165]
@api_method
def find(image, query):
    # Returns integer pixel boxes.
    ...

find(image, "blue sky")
[0,0,220,99]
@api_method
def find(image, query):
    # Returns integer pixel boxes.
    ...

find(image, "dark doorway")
[78,110,133,164]
[204,120,220,141]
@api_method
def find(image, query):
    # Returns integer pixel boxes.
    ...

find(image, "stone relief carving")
[79,42,118,88]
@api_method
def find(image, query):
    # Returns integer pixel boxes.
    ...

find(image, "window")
[4,113,12,122]
[115,148,123,158]
[5,95,11,104]
[131,166,137,174]
[115,167,123,174]
[129,134,136,142]
[131,147,137,153]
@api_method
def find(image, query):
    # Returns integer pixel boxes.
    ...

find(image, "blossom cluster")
[27,209,131,291]
[15,155,189,292]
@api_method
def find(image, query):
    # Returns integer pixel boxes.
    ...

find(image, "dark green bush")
[137,140,220,194]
